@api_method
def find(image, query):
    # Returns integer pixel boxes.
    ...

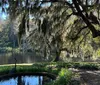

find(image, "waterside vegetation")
[0,62,100,85]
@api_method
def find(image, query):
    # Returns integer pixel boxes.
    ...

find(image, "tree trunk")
[18,76,23,85]
[53,49,61,62]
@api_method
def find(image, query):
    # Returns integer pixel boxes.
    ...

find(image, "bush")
[46,68,72,85]
[58,68,72,84]
[79,63,99,70]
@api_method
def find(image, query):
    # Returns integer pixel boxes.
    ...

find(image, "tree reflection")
[17,76,25,85]
[39,76,42,85]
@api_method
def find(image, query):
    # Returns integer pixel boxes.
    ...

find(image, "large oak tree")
[1,0,100,61]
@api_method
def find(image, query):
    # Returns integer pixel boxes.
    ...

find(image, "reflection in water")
[0,78,17,85]
[0,75,52,85]
[0,52,43,65]
[22,76,43,85]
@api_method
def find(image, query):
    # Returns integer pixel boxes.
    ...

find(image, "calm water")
[0,75,52,85]
[0,52,44,65]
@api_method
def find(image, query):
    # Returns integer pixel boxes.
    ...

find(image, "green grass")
[0,62,100,75]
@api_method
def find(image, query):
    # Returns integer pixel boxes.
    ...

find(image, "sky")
[0,12,7,20]
[0,3,9,20]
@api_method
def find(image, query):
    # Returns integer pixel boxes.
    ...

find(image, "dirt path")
[80,70,100,85]
[69,68,100,85]
[0,63,33,66]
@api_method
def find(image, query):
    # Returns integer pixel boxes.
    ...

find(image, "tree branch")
[72,0,100,38]
[75,26,88,37]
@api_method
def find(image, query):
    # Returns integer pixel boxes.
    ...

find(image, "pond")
[0,74,53,85]
[0,52,44,65]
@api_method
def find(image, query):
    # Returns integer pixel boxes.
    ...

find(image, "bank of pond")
[0,62,100,85]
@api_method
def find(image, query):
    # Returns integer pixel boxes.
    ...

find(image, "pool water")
[0,75,52,85]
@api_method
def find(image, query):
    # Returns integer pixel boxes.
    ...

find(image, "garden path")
[70,68,100,85]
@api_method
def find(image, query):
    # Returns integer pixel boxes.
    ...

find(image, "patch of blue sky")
[0,4,9,20]
[41,2,51,7]
[0,7,2,12]
[0,12,8,20]
[66,0,72,4]
[3,4,9,8]
[41,0,72,7]
[29,14,34,19]
[0,8,8,20]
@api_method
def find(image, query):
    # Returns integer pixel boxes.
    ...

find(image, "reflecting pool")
[0,75,52,85]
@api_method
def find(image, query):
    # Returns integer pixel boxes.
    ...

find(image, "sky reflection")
[0,78,17,85]
[0,76,43,85]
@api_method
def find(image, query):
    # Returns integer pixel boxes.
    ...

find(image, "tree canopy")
[0,0,99,37]
[0,0,100,61]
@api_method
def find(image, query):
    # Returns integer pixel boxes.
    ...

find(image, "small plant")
[46,68,72,85]
[57,68,72,85]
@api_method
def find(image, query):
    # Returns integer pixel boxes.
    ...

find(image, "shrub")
[46,68,72,85]
[79,63,99,70]
[58,68,72,84]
